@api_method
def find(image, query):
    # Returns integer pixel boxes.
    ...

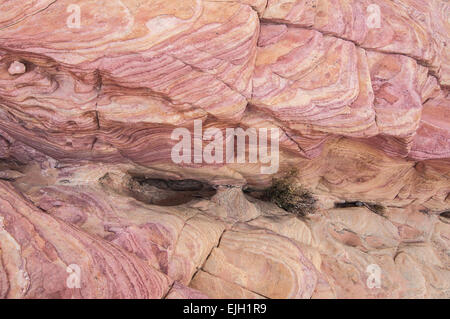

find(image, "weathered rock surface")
[1,163,448,298]
[0,180,171,298]
[0,0,449,299]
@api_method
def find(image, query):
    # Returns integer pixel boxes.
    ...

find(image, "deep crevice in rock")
[440,211,450,219]
[128,176,217,206]
[334,201,386,216]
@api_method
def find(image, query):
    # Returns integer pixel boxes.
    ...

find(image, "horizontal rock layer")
[0,0,449,299]
[0,164,448,298]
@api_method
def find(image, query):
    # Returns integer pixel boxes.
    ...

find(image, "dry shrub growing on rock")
[264,169,317,217]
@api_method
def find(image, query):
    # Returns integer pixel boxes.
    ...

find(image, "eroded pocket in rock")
[100,172,216,206]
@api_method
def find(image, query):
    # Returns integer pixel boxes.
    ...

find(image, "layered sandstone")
[0,0,449,299]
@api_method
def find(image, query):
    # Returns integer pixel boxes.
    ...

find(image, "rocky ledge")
[0,0,449,299]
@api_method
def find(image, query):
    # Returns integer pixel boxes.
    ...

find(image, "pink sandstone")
[0,0,449,299]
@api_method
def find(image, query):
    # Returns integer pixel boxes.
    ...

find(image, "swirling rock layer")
[0,0,449,299]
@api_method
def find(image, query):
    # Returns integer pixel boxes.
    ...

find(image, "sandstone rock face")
[0,0,449,299]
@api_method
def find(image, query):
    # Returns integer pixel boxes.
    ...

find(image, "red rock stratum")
[0,0,449,299]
